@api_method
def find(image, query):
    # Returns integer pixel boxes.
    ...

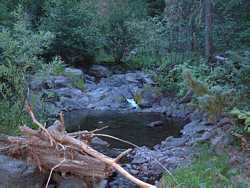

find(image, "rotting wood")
[0,106,157,188]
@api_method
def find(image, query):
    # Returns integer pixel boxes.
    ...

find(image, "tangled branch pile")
[0,106,156,188]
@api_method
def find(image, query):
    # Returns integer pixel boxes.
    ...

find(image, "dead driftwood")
[0,106,156,188]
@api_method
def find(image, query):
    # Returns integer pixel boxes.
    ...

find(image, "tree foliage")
[0,0,249,132]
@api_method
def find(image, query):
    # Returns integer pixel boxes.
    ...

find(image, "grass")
[160,147,247,188]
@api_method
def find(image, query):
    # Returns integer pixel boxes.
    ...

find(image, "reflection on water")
[64,110,185,148]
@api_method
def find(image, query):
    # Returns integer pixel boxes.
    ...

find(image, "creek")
[64,110,185,149]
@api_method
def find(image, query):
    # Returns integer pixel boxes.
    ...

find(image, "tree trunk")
[204,0,213,62]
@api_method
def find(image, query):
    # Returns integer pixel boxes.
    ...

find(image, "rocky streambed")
[0,65,240,188]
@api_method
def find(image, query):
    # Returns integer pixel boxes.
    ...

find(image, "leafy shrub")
[231,108,250,134]
[102,0,147,63]
[146,0,165,16]
[0,8,53,134]
[38,56,65,77]
[71,79,85,91]
[0,62,28,135]
[154,63,185,94]
[183,70,232,121]
[0,8,54,69]
[133,17,168,64]
[205,50,250,109]
[183,69,209,96]
[40,0,102,63]
[152,57,208,95]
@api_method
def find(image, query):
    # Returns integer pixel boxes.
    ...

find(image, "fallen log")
[0,106,157,188]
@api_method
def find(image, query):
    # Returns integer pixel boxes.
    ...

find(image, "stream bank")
[0,65,249,188]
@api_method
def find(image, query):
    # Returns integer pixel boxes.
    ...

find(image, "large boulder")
[0,155,47,188]
[125,72,155,85]
[30,75,71,91]
[136,86,160,108]
[64,68,84,79]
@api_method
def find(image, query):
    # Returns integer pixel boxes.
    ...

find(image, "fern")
[231,108,250,133]
[183,70,232,121]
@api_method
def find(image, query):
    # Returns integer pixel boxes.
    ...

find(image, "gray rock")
[88,65,110,78]
[64,68,83,78]
[30,76,71,91]
[181,120,212,136]
[93,179,108,188]
[125,72,154,85]
[54,76,71,88]
[91,137,110,147]
[84,74,96,84]
[60,97,83,110]
[0,155,46,188]
[159,137,188,148]
[137,86,159,108]
[58,178,87,188]
[211,133,233,146]
[53,88,84,98]
[147,121,164,128]
[109,175,136,188]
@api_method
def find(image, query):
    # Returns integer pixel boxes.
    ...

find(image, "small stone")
[130,169,139,175]
[147,121,164,128]
[91,137,110,147]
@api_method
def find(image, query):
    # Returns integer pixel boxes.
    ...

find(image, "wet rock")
[147,120,164,128]
[0,155,46,188]
[88,65,110,78]
[91,137,110,147]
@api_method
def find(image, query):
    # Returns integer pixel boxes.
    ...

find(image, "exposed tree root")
[0,107,156,188]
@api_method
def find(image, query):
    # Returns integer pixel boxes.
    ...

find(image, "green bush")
[155,63,185,94]
[160,148,243,188]
[102,0,147,63]
[190,50,250,112]
[38,56,65,77]
[40,0,102,63]
[133,17,168,64]
[230,108,250,134]
[183,70,233,121]
[0,7,53,134]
